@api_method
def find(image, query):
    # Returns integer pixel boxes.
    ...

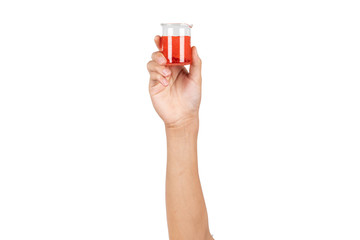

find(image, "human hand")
[147,35,202,128]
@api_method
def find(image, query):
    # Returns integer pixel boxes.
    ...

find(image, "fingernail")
[162,68,171,76]
[161,78,168,86]
[159,57,167,64]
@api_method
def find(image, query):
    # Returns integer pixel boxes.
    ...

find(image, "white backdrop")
[1,0,359,239]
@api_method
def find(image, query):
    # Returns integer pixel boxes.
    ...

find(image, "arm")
[166,120,212,240]
[147,36,213,240]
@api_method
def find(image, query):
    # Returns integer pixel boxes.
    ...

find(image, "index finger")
[151,51,167,65]
[154,35,161,51]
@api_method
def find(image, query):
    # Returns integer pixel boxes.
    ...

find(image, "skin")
[147,35,213,240]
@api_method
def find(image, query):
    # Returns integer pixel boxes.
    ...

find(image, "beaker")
[161,23,193,65]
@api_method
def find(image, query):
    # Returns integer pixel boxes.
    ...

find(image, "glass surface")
[161,23,192,65]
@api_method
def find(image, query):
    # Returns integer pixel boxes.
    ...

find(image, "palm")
[149,65,201,125]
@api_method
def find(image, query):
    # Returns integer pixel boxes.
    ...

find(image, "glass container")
[160,23,193,65]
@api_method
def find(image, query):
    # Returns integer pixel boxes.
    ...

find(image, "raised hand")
[147,35,202,128]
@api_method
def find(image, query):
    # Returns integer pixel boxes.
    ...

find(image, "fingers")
[151,51,167,65]
[147,51,172,87]
[149,71,169,87]
[189,46,202,80]
[154,35,161,50]
[147,60,172,77]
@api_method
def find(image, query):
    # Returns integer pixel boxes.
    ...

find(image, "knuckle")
[149,71,155,78]
[154,74,161,81]
[152,51,160,59]
[157,74,163,81]
[157,65,164,72]
[150,72,160,81]
[146,61,153,70]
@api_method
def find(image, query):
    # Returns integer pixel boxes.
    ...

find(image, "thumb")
[189,46,202,80]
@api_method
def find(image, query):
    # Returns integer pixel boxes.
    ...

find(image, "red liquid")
[161,36,191,65]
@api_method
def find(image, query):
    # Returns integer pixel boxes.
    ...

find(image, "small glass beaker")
[161,23,193,65]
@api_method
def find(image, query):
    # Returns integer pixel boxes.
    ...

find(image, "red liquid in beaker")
[161,36,191,65]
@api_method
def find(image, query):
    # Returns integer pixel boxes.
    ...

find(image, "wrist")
[165,116,199,161]
[165,116,199,130]
[165,116,199,137]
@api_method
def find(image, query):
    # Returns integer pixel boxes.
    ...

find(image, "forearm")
[165,118,212,240]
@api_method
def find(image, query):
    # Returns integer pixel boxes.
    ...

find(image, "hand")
[147,35,202,128]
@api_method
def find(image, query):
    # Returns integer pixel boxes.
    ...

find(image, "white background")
[0,0,359,239]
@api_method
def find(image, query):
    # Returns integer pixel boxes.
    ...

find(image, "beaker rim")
[161,23,193,28]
